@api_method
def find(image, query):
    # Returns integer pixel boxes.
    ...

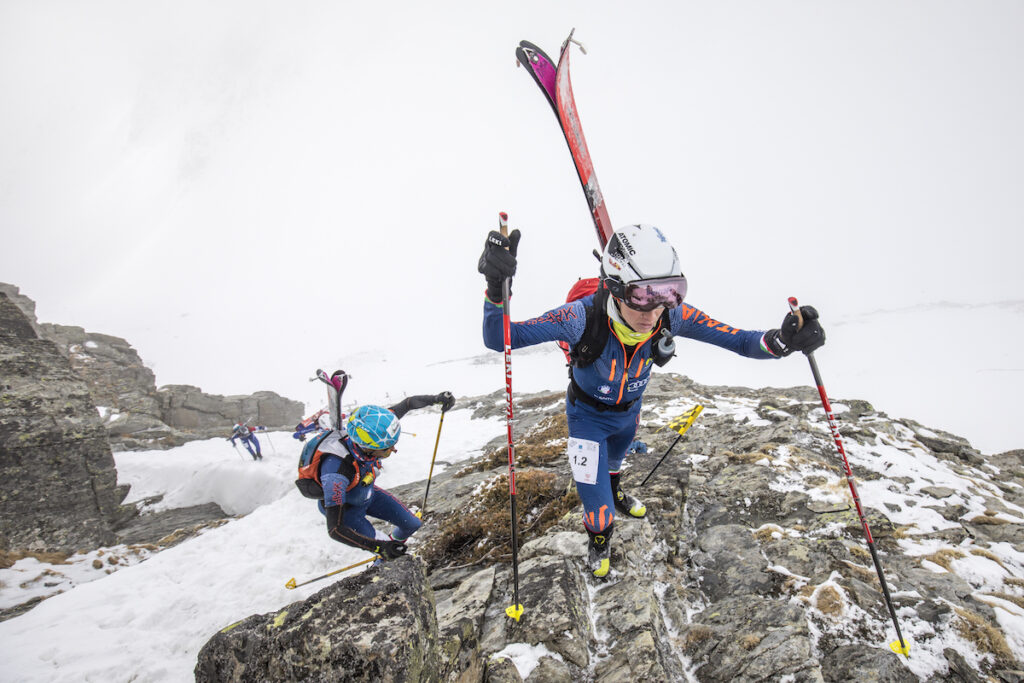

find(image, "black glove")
[478,229,521,302]
[776,305,826,355]
[377,539,408,559]
[437,391,455,412]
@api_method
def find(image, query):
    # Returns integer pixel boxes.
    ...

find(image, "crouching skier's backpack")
[295,430,368,500]
[295,431,334,499]
[557,278,674,368]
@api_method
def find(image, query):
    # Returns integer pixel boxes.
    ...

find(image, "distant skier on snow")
[229,422,267,461]
[295,378,455,561]
[479,223,825,578]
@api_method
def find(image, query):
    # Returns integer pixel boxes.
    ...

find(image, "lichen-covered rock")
[0,292,132,551]
[194,556,439,682]
[194,373,1024,682]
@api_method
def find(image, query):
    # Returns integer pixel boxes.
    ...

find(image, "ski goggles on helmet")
[607,276,688,312]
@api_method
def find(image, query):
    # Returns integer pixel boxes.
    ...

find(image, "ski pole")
[787,297,910,657]
[640,405,703,486]
[284,556,378,590]
[264,432,278,455]
[420,412,446,516]
[229,441,246,461]
[499,211,524,622]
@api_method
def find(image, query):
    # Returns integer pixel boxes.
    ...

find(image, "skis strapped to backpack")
[315,369,349,430]
[516,29,614,249]
[519,31,669,367]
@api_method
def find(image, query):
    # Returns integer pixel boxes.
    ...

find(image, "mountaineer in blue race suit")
[478,223,825,578]
[229,423,266,460]
[311,393,454,560]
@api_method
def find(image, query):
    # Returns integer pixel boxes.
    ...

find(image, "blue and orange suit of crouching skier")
[483,293,778,535]
[315,430,422,551]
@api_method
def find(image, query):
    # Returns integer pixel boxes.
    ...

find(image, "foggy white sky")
[2,2,1023,450]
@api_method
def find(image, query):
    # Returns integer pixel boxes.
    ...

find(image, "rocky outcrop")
[0,283,303,450]
[195,555,440,682]
[38,321,171,449]
[0,292,134,552]
[158,385,303,437]
[195,373,1024,681]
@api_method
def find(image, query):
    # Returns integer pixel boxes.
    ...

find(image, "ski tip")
[889,639,911,656]
[285,578,297,590]
[505,603,524,622]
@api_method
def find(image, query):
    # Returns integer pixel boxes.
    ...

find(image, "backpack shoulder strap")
[569,284,611,368]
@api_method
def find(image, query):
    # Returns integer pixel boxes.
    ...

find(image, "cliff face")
[0,293,133,552]
[0,283,303,450]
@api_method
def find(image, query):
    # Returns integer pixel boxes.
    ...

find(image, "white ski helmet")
[601,224,688,311]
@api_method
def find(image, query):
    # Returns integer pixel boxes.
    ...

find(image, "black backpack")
[561,278,672,368]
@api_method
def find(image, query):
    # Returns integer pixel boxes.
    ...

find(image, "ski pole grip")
[788,296,804,331]
[499,212,509,239]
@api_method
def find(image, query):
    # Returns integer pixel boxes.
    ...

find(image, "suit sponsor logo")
[627,377,650,392]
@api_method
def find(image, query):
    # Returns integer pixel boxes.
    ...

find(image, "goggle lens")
[622,277,687,312]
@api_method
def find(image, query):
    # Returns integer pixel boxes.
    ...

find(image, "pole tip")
[505,603,524,622]
[889,639,911,656]
[285,578,297,590]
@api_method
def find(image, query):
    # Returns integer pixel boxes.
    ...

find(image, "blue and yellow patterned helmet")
[346,405,401,451]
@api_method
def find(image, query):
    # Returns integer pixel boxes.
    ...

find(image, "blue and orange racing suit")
[483,293,778,533]
[316,395,442,551]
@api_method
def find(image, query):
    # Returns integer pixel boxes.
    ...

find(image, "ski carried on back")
[516,29,614,249]
[313,369,349,430]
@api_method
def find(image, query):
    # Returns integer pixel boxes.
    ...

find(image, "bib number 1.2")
[567,437,600,485]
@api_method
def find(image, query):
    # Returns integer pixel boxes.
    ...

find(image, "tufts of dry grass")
[798,584,817,600]
[967,515,1010,525]
[953,607,1015,664]
[891,524,918,539]
[738,633,762,650]
[418,469,578,568]
[970,548,1009,571]
[1004,577,1024,589]
[840,561,878,584]
[981,592,1024,610]
[0,550,70,569]
[815,585,845,616]
[847,544,871,561]
[459,414,569,475]
[723,450,773,464]
[753,525,784,543]
[683,626,716,652]
[921,548,966,571]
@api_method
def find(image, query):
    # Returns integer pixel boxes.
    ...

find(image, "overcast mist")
[2,2,1022,452]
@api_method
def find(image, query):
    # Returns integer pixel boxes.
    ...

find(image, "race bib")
[567,438,600,485]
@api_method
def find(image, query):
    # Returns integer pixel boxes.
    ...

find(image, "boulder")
[195,556,439,682]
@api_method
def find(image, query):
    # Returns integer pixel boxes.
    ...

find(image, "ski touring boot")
[614,488,646,518]
[610,472,646,518]
[586,524,614,579]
